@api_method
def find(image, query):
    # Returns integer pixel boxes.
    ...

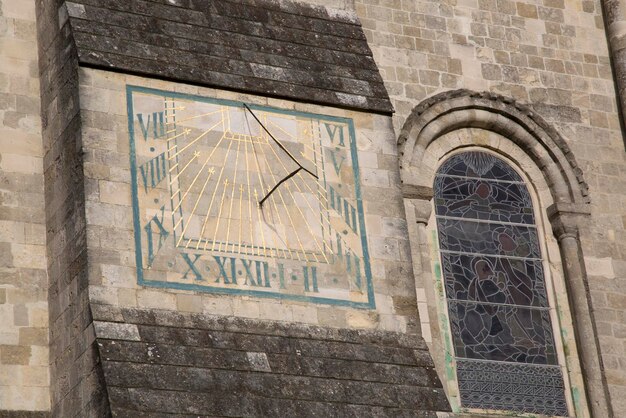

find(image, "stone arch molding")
[397,89,613,418]
[397,89,589,206]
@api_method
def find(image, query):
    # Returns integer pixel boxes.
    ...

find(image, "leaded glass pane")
[441,253,548,307]
[448,301,557,364]
[434,151,567,416]
[437,218,541,259]
[437,152,524,182]
[434,176,535,224]
[456,360,568,416]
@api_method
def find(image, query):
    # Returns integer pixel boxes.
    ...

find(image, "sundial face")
[127,85,374,308]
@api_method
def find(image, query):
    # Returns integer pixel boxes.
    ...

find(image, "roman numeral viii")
[139,152,167,193]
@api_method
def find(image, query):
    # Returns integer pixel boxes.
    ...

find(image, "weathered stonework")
[0,0,624,416]
[91,305,450,417]
[63,0,393,114]
[0,0,49,412]
[35,0,109,416]
[79,68,419,334]
[333,0,625,415]
[398,104,594,415]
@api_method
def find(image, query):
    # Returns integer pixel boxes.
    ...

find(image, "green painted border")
[430,229,462,412]
[127,85,375,309]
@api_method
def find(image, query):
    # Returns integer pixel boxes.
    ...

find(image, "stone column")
[548,203,614,418]
[403,184,436,343]
[602,0,626,138]
[406,199,433,273]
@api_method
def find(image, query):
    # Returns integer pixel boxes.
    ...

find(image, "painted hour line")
[254,125,308,261]
[169,119,224,158]
[164,102,330,262]
[254,113,331,261]
[260,122,330,262]
[165,108,222,126]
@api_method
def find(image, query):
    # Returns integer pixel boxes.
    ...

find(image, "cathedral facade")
[0,0,624,416]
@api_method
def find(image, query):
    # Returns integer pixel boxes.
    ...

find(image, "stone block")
[176,294,203,313]
[346,310,379,329]
[607,293,626,309]
[481,63,502,80]
[232,299,261,319]
[370,237,401,260]
[11,243,46,269]
[18,328,47,346]
[137,289,177,310]
[585,256,616,279]
[0,385,50,410]
[517,3,538,19]
[0,345,31,365]
[317,307,347,328]
[202,295,234,316]
[21,365,49,387]
[291,304,319,324]
[1,0,36,20]
[13,304,28,327]
[94,322,140,341]
[259,302,293,322]
[360,167,390,187]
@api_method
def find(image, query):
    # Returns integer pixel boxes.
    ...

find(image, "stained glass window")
[434,151,568,416]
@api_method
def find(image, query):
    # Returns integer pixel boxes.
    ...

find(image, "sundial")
[127,85,374,307]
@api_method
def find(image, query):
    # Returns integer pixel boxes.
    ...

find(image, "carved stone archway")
[397,90,612,418]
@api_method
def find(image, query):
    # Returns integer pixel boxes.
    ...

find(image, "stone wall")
[0,0,623,416]
[90,305,450,416]
[340,0,626,415]
[0,0,49,412]
[79,69,421,335]
[35,0,109,416]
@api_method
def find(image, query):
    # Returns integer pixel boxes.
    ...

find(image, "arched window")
[398,90,609,417]
[434,151,567,416]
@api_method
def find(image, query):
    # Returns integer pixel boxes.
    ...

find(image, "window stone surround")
[397,90,609,417]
